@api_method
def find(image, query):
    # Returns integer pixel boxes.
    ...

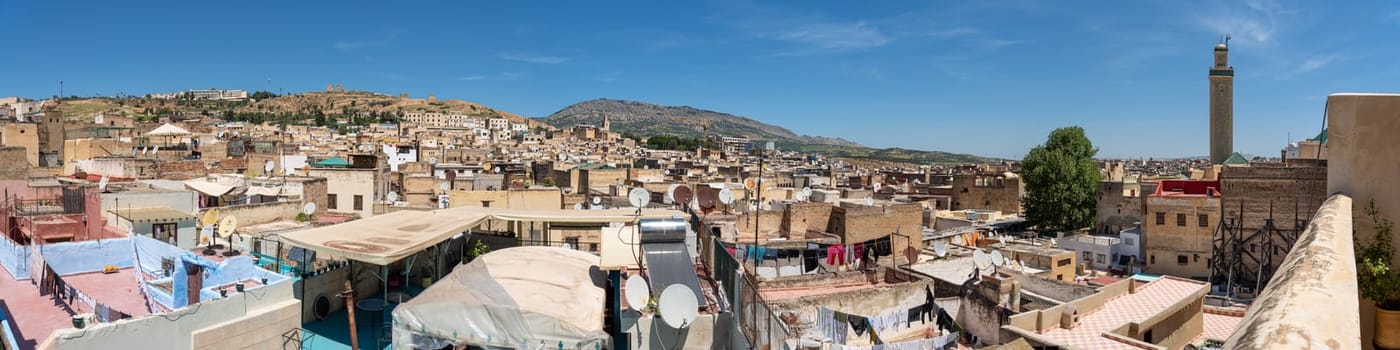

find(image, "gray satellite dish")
[658,284,699,328]
[991,250,1005,267]
[717,188,734,206]
[999,235,1008,245]
[628,188,650,209]
[973,249,991,273]
[263,160,275,174]
[302,202,317,215]
[152,146,160,154]
[933,241,948,258]
[624,275,651,311]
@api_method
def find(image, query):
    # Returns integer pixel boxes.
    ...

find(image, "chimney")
[185,262,203,305]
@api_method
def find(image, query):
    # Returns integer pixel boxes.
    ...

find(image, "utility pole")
[753,146,763,270]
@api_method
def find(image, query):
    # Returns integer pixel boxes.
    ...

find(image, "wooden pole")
[340,281,358,350]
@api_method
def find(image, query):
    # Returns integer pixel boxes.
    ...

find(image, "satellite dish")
[439,183,450,192]
[718,188,735,205]
[658,284,699,328]
[388,191,400,202]
[801,186,813,198]
[864,197,874,206]
[200,208,221,227]
[933,241,948,258]
[991,250,1005,267]
[429,157,438,165]
[98,175,109,191]
[664,184,680,204]
[999,235,1008,245]
[152,146,160,154]
[217,216,239,238]
[973,249,991,272]
[198,226,214,245]
[673,186,693,207]
[743,178,756,191]
[628,188,650,209]
[624,275,651,311]
[264,160,275,175]
[573,203,584,210]
[303,202,317,215]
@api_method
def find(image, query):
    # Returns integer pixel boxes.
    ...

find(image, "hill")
[539,99,996,164]
[54,91,538,128]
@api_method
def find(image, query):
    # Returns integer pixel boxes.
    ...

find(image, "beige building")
[1,122,40,166]
[307,167,382,218]
[1096,178,1157,234]
[1144,180,1220,279]
[948,172,1024,214]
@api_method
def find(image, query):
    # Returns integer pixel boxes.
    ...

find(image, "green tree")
[1021,126,1102,232]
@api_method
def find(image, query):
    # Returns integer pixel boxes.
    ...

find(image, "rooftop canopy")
[391,246,608,349]
[146,123,191,137]
[278,206,686,265]
[311,157,350,168]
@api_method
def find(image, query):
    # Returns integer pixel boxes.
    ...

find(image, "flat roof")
[0,265,74,350]
[109,207,195,223]
[1036,277,1209,349]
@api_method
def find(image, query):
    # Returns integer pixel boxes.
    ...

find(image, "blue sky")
[3,0,1398,159]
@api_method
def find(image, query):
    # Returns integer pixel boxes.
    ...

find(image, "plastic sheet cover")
[391,246,609,350]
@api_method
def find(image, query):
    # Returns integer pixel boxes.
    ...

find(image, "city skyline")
[4,1,1398,159]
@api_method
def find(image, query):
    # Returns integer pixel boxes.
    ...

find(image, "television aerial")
[439,183,450,193]
[624,274,651,312]
[628,188,651,209]
[429,157,438,165]
[200,208,221,228]
[672,185,693,209]
[592,196,602,205]
[198,225,216,254]
[658,284,699,328]
[864,197,874,206]
[743,178,756,191]
[801,186,813,199]
[933,241,948,258]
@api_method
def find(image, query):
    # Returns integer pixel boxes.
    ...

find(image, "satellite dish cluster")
[624,274,698,329]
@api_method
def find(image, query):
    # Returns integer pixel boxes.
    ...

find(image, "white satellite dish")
[801,187,813,198]
[302,202,317,215]
[198,225,215,245]
[628,188,651,209]
[263,160,275,174]
[217,216,239,238]
[624,275,651,311]
[97,175,109,191]
[717,188,734,205]
[387,191,400,202]
[933,241,948,258]
[152,146,160,154]
[429,157,438,165]
[864,197,874,206]
[592,197,602,205]
[664,184,680,204]
[973,249,991,273]
[140,147,148,155]
[573,203,584,210]
[439,183,450,192]
[658,284,699,328]
[991,250,1005,267]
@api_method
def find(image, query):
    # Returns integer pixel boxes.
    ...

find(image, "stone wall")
[0,147,29,180]
[736,210,785,241]
[783,202,832,238]
[204,200,303,227]
[829,204,925,255]
[950,173,1023,214]
[1095,180,1150,234]
[1222,194,1356,349]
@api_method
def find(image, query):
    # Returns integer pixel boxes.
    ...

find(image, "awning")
[146,123,191,136]
[391,247,608,349]
[184,179,235,197]
[278,206,685,265]
[110,207,196,223]
[246,185,282,197]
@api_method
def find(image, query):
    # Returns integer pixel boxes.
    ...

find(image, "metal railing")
[704,236,791,349]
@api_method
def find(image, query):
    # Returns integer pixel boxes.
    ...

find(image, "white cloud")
[1193,0,1289,45]
[498,53,569,64]
[458,75,486,81]
[777,21,892,50]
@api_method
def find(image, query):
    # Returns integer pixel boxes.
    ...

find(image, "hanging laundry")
[804,250,821,273]
[755,246,767,264]
[875,237,892,256]
[849,315,869,337]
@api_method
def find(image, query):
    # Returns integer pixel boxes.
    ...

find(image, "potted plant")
[1357,200,1400,349]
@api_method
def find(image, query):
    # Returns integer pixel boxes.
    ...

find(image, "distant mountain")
[539,98,997,164]
[54,91,539,127]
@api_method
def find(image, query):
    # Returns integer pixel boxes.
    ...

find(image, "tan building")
[999,242,1078,282]
[449,188,562,210]
[1144,180,1220,279]
[1,122,40,166]
[949,172,1024,214]
[307,160,383,218]
[826,203,924,262]
[1095,178,1157,234]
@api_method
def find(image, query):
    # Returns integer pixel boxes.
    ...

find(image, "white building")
[403,112,482,128]
[487,118,509,130]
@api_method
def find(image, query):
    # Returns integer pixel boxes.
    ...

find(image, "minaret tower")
[1209,36,1234,164]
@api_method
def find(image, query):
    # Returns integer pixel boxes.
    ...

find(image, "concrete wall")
[950,174,1023,214]
[1,123,38,167]
[205,200,302,227]
[829,204,924,256]
[0,147,28,180]
[1326,93,1400,349]
[41,279,300,350]
[783,202,832,238]
[308,168,379,218]
[1096,180,1148,234]
[769,281,934,347]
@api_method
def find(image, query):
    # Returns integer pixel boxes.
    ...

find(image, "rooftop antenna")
[658,284,699,329]
[624,274,652,313]
[217,215,240,257]
[628,187,651,215]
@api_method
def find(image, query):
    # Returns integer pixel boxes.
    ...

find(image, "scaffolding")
[1208,200,1309,300]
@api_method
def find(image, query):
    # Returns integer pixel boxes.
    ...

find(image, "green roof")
[1309,128,1328,144]
[1222,152,1250,165]
[313,157,350,168]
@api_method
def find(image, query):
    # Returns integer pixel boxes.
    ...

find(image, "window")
[1194,253,1200,262]
[1097,254,1106,264]
[1151,255,1156,264]
[1056,274,1064,281]
[1198,214,1210,227]
[1057,259,1072,267]
[1083,251,1093,261]
[328,194,338,209]
[353,195,363,211]
[1177,255,1188,265]
[1176,213,1187,226]
[1155,212,1166,225]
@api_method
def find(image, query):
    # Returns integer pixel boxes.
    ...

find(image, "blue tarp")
[40,239,134,276]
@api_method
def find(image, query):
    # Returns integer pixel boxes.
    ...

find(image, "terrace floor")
[301,288,421,350]
[0,265,75,350]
